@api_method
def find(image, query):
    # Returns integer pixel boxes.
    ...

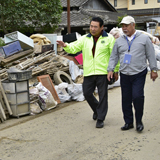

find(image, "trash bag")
[36,82,57,110]
[54,82,71,103]
[69,61,83,81]
[67,83,85,101]
[30,102,42,115]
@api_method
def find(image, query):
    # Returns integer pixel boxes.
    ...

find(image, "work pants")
[120,68,147,124]
[83,75,108,121]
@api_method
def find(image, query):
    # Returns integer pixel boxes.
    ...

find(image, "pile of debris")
[0,31,84,122]
[0,31,121,123]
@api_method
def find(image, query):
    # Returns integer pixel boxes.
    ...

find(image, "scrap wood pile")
[0,50,82,122]
[0,33,83,123]
[0,49,79,81]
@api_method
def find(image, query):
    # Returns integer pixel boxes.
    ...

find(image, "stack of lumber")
[0,50,73,81]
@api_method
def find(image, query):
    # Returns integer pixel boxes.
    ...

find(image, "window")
[114,0,117,7]
[144,0,148,4]
[158,0,160,3]
[132,0,135,5]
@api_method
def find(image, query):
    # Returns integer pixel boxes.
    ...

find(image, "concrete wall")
[108,0,128,9]
[108,0,160,10]
[128,0,160,10]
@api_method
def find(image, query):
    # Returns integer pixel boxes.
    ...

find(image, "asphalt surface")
[0,71,160,160]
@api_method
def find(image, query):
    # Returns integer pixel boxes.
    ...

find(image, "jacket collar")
[86,30,108,38]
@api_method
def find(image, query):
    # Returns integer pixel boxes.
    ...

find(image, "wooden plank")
[0,49,33,66]
[37,75,61,104]
[0,81,12,115]
[0,91,6,110]
[0,102,6,121]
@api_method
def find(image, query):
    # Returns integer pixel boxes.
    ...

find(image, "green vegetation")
[0,38,5,47]
[117,15,138,29]
[117,15,127,27]
[0,0,62,34]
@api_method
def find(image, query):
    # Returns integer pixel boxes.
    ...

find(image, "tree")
[0,0,62,34]
[117,15,127,28]
[117,15,138,29]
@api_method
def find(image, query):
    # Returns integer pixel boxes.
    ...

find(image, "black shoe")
[136,122,144,132]
[121,123,134,131]
[96,120,104,128]
[93,112,98,120]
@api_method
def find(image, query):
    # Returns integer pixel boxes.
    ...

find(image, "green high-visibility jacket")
[64,31,119,77]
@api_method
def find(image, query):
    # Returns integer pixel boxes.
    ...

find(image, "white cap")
[120,16,135,24]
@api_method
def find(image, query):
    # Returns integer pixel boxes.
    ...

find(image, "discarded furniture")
[2,80,30,118]
[4,31,34,50]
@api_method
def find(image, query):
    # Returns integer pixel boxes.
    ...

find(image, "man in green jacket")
[57,17,119,128]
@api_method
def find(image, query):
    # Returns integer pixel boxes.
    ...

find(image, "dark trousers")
[83,75,108,121]
[120,68,147,124]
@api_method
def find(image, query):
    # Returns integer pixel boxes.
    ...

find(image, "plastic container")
[10,103,30,118]
[1,80,30,118]
[2,81,28,93]
[6,92,29,104]
[7,70,32,81]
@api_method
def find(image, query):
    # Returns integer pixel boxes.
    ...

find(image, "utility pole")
[67,0,71,33]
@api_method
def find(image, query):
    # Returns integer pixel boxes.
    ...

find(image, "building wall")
[108,0,127,9]
[128,0,160,10]
[108,0,160,10]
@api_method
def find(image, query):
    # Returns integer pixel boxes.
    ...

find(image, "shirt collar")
[127,30,137,41]
[86,30,108,38]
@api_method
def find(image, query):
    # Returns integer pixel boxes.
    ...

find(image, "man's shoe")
[136,122,144,132]
[121,124,134,131]
[96,120,104,128]
[93,112,98,120]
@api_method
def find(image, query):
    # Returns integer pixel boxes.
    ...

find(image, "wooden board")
[0,102,6,121]
[0,81,12,115]
[37,75,61,104]
[0,49,33,67]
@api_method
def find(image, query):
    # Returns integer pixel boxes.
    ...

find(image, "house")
[108,0,160,37]
[55,0,123,35]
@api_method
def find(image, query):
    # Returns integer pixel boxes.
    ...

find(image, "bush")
[0,38,5,47]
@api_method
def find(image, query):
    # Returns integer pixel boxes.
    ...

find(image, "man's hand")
[57,40,67,47]
[114,72,119,81]
[107,71,114,82]
[151,71,158,81]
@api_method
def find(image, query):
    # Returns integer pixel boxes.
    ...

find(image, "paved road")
[0,72,160,160]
